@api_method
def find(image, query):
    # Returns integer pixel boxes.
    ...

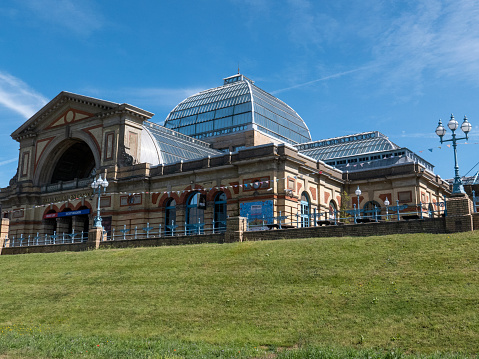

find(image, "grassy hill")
[0,231,478,358]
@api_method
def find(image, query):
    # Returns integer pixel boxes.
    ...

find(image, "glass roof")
[143,121,221,165]
[163,74,312,145]
[296,131,400,160]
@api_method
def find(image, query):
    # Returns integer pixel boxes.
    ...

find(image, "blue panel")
[240,200,274,224]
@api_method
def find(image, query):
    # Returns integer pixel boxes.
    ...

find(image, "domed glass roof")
[164,74,311,145]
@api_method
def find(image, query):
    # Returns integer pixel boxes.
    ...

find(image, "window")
[300,192,310,227]
[329,201,337,219]
[165,198,176,236]
[186,192,204,234]
[214,192,227,232]
[398,191,412,203]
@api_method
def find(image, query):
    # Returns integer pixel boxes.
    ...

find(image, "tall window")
[329,201,337,219]
[300,192,310,227]
[165,198,176,236]
[214,192,227,232]
[186,192,204,234]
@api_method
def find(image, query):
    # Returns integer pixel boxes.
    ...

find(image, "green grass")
[0,232,478,358]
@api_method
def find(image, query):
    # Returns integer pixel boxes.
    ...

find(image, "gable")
[45,108,94,129]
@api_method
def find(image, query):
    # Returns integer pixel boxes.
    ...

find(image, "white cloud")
[0,158,17,167]
[369,0,479,91]
[22,0,104,36]
[271,66,375,94]
[0,71,47,119]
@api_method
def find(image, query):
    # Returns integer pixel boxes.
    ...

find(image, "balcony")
[41,178,92,193]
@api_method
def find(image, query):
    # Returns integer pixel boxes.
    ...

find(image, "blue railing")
[2,201,447,247]
[246,201,447,230]
[3,230,88,248]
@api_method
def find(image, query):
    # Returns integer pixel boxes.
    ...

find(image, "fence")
[246,201,446,231]
[2,201,446,249]
[3,229,88,248]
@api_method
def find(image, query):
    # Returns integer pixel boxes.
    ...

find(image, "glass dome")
[164,74,312,145]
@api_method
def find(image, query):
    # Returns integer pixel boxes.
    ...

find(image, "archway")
[186,192,205,234]
[329,200,337,219]
[300,192,311,227]
[50,141,95,183]
[165,198,177,235]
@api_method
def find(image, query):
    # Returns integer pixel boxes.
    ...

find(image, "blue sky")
[1,0,479,188]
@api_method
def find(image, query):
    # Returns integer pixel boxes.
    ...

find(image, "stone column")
[445,194,473,233]
[88,227,105,249]
[0,218,9,255]
[225,216,247,243]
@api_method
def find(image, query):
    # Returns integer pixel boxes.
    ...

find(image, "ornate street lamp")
[91,174,109,228]
[435,114,472,194]
[355,185,362,218]
[384,197,390,220]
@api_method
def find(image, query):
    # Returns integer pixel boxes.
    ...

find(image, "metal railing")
[103,220,227,241]
[3,229,88,248]
[246,201,447,230]
[40,178,92,193]
[2,201,447,247]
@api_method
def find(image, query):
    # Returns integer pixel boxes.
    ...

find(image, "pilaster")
[225,216,247,243]
[445,194,473,233]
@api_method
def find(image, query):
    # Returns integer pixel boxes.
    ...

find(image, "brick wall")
[243,218,446,241]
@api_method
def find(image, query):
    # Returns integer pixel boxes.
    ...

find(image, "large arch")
[35,135,100,186]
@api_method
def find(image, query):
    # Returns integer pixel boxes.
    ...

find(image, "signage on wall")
[43,209,90,219]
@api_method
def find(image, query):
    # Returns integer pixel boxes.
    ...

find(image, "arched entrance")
[300,192,311,227]
[329,201,337,219]
[50,141,95,183]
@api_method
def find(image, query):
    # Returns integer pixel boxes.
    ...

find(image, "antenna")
[237,63,240,74]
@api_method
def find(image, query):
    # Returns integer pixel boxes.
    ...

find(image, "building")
[0,74,450,238]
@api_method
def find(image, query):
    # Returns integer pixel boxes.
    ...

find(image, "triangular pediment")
[11,92,119,141]
[11,91,154,141]
[45,108,94,129]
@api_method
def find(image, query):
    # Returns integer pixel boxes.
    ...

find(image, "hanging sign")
[43,209,90,219]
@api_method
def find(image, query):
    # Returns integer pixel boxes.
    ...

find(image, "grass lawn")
[0,231,478,358]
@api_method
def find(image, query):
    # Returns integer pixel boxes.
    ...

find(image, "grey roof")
[163,74,312,145]
[296,131,435,173]
[296,131,399,160]
[141,121,221,166]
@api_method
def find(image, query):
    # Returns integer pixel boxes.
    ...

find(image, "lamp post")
[435,114,472,194]
[91,174,109,228]
[355,186,362,218]
[384,197,390,220]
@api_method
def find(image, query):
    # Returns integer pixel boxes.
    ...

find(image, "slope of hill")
[0,232,478,358]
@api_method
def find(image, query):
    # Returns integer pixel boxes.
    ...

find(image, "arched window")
[300,192,310,227]
[363,200,381,219]
[165,198,176,236]
[43,209,57,236]
[329,201,337,219]
[214,192,227,232]
[186,192,204,234]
